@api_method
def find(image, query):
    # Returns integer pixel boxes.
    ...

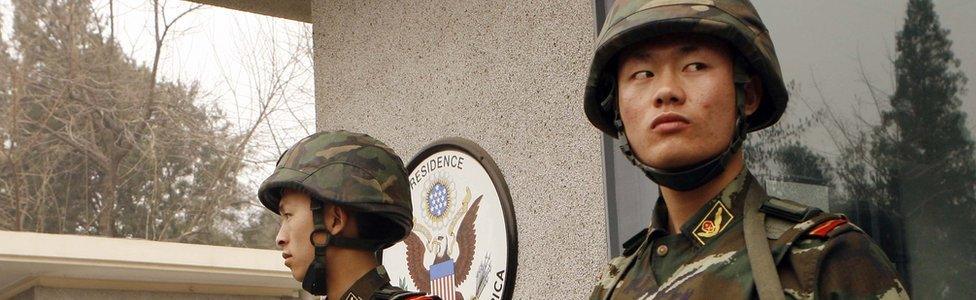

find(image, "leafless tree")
[0,0,314,248]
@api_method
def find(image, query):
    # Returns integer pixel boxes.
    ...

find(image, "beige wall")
[311,0,606,298]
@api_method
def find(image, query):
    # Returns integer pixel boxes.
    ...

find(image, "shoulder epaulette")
[373,286,438,300]
[807,218,849,238]
[621,228,649,256]
[760,197,825,240]
[760,197,822,223]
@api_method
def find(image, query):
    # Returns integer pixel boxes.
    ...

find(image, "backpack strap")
[742,177,786,300]
[751,189,853,294]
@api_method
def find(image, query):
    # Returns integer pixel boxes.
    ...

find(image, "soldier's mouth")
[282,252,293,266]
[651,113,690,130]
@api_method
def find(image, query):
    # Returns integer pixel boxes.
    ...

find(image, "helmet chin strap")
[302,201,388,296]
[608,57,751,191]
[302,200,332,295]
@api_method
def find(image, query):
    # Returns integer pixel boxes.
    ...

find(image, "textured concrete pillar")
[312,1,607,298]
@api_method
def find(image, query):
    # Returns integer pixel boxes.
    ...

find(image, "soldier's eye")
[632,70,654,80]
[684,62,707,72]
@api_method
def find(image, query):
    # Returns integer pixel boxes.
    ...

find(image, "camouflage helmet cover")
[258,130,412,248]
[584,0,789,137]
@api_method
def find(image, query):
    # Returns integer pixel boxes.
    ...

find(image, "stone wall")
[312,1,608,298]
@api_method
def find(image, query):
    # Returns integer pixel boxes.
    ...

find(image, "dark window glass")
[597,1,976,298]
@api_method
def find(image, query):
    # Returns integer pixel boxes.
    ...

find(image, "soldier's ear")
[325,204,348,235]
[744,74,763,117]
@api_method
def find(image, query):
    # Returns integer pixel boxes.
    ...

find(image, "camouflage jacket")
[341,266,441,300]
[590,169,909,299]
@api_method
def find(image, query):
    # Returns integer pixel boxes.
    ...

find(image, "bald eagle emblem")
[405,180,482,300]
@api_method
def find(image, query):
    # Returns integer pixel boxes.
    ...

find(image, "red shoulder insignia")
[403,296,440,300]
[807,218,848,238]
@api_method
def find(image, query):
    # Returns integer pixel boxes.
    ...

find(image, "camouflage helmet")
[584,0,789,137]
[258,130,412,249]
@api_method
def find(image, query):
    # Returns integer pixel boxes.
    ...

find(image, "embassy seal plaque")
[383,137,518,300]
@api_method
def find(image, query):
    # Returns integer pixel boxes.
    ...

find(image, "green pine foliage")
[870,0,975,297]
[747,1,975,296]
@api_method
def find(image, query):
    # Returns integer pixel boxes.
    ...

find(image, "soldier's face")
[616,35,758,169]
[276,190,316,281]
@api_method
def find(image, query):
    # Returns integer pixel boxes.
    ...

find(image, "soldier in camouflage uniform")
[583,1,909,299]
[258,130,440,300]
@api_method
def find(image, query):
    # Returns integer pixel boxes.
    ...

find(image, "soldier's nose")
[652,76,687,107]
[275,226,287,248]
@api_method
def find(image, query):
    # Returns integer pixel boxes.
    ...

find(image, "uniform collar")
[650,167,751,248]
[648,198,670,239]
[339,266,391,300]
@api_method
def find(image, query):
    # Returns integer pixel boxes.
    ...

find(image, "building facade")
[192,1,976,299]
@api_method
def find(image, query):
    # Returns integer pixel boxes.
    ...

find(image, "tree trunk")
[97,168,118,237]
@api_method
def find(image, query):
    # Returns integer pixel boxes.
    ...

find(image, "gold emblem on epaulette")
[693,200,734,245]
